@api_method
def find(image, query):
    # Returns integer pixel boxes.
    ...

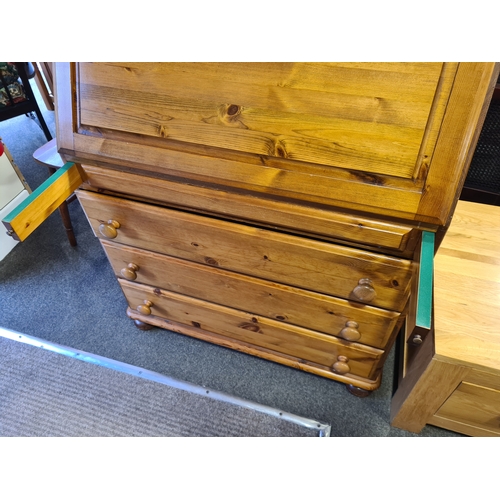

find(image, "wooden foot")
[346,384,372,398]
[133,319,154,331]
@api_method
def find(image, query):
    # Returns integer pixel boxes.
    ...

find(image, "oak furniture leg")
[390,331,469,433]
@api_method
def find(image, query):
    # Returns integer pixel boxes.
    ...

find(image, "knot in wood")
[227,104,240,116]
[204,257,219,266]
[274,141,288,158]
[239,322,262,333]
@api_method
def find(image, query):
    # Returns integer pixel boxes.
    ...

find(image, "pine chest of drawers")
[5,63,498,395]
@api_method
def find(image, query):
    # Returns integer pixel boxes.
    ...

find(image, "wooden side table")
[391,200,500,436]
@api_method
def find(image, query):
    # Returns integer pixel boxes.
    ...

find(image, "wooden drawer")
[431,382,500,436]
[78,190,413,311]
[102,240,400,349]
[82,164,420,255]
[119,279,384,382]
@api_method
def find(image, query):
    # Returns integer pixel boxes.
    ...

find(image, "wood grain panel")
[433,382,500,435]
[80,62,443,104]
[102,240,400,348]
[433,201,500,372]
[465,369,500,392]
[77,62,449,178]
[78,190,413,311]
[391,357,469,433]
[119,279,383,380]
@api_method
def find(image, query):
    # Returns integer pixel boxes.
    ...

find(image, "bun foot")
[133,319,154,331]
[346,384,372,398]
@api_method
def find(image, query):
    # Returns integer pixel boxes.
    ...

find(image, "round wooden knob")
[137,300,153,316]
[352,278,376,302]
[340,321,361,341]
[332,355,350,375]
[121,263,139,281]
[98,220,121,239]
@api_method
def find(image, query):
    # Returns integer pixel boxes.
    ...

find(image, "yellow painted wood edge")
[2,162,83,241]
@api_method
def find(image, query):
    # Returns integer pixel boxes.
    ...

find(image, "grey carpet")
[0,332,325,437]
[0,78,462,437]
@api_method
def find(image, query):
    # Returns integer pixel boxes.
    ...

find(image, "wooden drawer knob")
[352,278,376,302]
[332,355,350,375]
[136,300,153,316]
[99,220,121,239]
[121,263,139,281]
[340,321,361,341]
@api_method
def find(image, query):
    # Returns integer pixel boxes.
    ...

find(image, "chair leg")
[58,201,77,247]
[34,109,52,142]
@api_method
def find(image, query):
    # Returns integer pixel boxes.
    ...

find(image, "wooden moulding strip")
[2,162,83,241]
[71,133,423,220]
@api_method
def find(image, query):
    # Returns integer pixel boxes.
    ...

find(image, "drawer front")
[78,190,412,311]
[119,279,384,380]
[102,240,400,349]
[433,382,500,435]
[82,164,419,255]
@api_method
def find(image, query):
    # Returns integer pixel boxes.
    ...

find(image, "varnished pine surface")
[55,62,499,225]
[78,190,413,311]
[126,306,383,391]
[82,165,419,255]
[78,63,451,177]
[102,240,400,349]
[119,279,383,381]
[433,200,500,373]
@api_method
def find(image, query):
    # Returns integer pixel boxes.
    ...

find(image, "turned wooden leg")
[133,319,154,331]
[346,384,372,398]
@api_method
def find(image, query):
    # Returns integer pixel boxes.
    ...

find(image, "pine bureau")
[4,63,499,395]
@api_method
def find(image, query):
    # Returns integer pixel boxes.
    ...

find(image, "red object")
[0,142,4,156]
